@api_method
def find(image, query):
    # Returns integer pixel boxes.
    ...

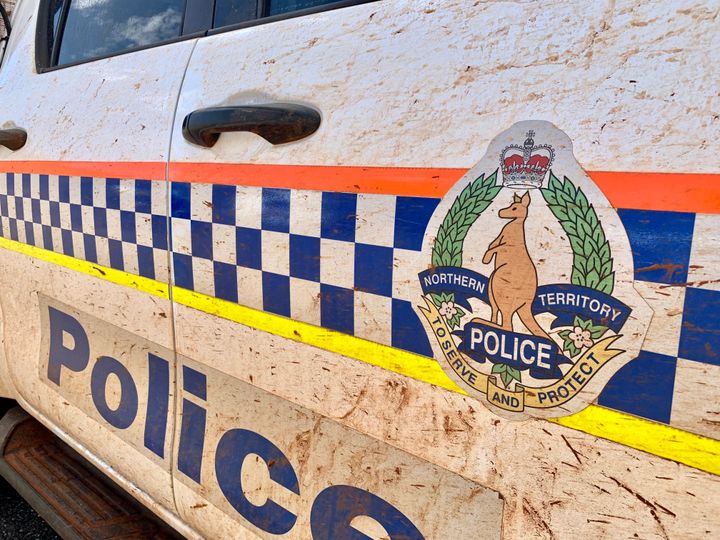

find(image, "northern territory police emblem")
[415,121,652,419]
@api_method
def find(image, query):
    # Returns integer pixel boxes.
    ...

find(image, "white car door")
[166,1,505,539]
[0,0,197,529]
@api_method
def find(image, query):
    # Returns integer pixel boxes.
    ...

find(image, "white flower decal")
[570,326,593,349]
[438,301,457,319]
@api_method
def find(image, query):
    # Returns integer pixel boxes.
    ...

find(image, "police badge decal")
[415,121,652,419]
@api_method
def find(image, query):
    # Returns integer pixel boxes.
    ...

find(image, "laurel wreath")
[540,172,615,295]
[430,170,501,329]
[540,172,615,357]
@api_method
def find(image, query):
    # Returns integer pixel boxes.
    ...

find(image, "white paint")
[172,358,504,539]
[172,300,720,539]
[0,0,196,162]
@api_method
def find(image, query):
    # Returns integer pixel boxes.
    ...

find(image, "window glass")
[267,0,339,16]
[51,0,65,38]
[213,0,344,28]
[57,0,185,65]
[38,0,65,64]
[213,0,257,28]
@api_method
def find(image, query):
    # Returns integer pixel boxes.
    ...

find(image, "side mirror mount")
[0,3,11,67]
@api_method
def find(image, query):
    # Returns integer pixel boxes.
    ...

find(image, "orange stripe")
[1,161,166,180]
[589,171,720,214]
[2,161,718,213]
[169,162,464,197]
[170,163,720,213]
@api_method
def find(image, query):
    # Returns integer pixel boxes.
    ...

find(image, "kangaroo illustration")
[481,192,551,340]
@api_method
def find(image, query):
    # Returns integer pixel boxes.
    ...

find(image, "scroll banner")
[419,296,624,412]
[418,266,631,332]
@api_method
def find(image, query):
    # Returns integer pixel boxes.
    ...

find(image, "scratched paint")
[172,358,503,539]
[0,0,718,538]
[172,299,720,539]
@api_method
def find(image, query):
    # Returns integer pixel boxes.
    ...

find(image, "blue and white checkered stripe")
[0,173,169,280]
[170,182,438,357]
[0,172,718,439]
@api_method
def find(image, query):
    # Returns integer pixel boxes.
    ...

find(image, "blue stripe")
[81,177,94,206]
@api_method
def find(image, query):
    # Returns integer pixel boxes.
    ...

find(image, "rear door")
[167,1,505,538]
[0,0,196,527]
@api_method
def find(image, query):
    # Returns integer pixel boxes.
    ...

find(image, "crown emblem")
[500,131,554,189]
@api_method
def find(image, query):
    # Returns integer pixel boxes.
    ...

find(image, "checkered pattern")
[0,173,169,280]
[1,172,718,440]
[597,209,720,439]
[169,183,438,357]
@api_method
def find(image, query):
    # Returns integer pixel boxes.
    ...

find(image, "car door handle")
[0,128,27,151]
[182,104,321,148]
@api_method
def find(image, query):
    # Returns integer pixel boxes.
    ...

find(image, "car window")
[213,0,359,29]
[52,0,186,66]
[267,0,340,16]
[213,0,258,28]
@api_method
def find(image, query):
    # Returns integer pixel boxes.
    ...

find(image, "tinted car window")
[213,0,258,28]
[51,0,65,39]
[57,0,185,65]
[267,0,339,16]
[213,0,345,28]
[36,0,64,64]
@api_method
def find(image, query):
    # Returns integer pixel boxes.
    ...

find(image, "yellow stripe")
[173,288,720,476]
[172,287,462,392]
[1,237,718,476]
[553,407,720,475]
[0,237,169,298]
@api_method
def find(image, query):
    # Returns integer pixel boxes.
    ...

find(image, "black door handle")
[182,104,321,148]
[0,128,27,151]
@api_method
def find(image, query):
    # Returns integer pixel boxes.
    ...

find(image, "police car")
[0,0,718,538]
